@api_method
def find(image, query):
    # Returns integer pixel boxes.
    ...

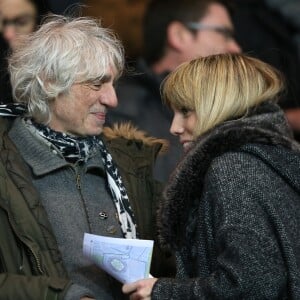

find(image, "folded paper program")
[83,233,154,283]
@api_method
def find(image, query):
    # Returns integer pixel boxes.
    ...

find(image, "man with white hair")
[0,14,172,300]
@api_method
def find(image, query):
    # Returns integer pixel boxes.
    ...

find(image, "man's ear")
[167,21,192,51]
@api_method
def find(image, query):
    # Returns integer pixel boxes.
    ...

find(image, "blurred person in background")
[123,53,300,300]
[0,0,49,50]
[108,0,241,182]
[232,0,300,140]
[0,0,50,104]
[47,0,82,14]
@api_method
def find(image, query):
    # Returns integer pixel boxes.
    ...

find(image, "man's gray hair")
[8,14,125,123]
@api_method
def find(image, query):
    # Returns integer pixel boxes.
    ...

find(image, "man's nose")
[228,39,242,53]
[100,84,118,108]
[3,26,17,47]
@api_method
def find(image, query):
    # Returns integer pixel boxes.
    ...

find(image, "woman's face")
[0,0,37,50]
[170,107,198,152]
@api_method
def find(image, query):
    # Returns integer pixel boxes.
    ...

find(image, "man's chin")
[72,127,103,137]
[88,127,104,136]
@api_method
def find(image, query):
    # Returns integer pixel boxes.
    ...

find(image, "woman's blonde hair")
[161,53,285,137]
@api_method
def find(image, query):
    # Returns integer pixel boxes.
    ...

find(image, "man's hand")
[122,278,158,300]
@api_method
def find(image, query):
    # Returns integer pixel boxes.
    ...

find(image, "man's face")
[48,67,118,137]
[0,0,37,50]
[182,3,241,60]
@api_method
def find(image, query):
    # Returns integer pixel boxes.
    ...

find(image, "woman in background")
[123,53,300,299]
[0,0,50,103]
[0,0,49,49]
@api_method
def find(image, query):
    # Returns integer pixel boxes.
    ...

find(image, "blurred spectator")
[232,0,300,140]
[0,0,50,104]
[108,0,241,182]
[0,0,49,50]
[266,0,300,58]
[47,0,82,14]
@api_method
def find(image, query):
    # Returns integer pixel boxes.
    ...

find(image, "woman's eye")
[181,107,189,116]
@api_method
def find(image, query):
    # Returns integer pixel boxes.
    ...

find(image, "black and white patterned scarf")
[0,103,27,116]
[0,103,137,239]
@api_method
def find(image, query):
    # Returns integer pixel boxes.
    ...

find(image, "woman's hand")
[122,278,158,300]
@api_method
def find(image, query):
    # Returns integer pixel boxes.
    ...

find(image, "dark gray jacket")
[153,102,300,299]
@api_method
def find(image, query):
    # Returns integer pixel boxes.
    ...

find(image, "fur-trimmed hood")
[103,122,168,154]
[157,101,300,249]
[0,117,169,155]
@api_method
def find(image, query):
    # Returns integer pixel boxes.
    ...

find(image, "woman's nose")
[170,116,184,136]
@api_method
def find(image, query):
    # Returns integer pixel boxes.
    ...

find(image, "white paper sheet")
[83,233,154,283]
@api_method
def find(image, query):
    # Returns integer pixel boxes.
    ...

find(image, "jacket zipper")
[7,212,44,275]
[27,245,44,274]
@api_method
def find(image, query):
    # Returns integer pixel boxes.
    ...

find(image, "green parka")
[0,118,172,300]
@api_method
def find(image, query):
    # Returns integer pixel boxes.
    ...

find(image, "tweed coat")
[152,102,300,299]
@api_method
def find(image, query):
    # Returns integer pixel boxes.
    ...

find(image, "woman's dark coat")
[153,102,300,299]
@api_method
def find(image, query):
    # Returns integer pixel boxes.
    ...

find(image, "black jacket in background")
[232,0,300,110]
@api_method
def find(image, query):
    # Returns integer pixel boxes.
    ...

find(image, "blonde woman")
[123,53,300,299]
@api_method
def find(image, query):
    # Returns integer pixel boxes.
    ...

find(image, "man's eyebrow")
[99,74,112,83]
